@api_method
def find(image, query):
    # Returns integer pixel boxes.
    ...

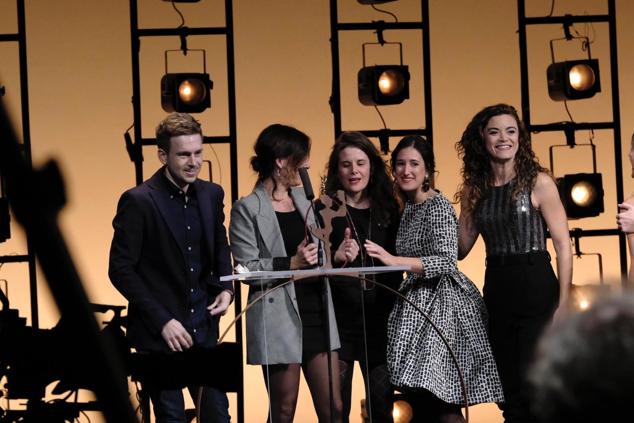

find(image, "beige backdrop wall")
[1,0,632,422]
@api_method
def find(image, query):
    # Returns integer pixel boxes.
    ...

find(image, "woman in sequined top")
[455,103,572,423]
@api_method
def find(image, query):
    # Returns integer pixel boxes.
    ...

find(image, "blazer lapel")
[148,170,186,260]
[196,180,215,254]
[254,184,287,256]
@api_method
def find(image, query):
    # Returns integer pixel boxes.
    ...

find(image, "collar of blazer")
[252,183,318,256]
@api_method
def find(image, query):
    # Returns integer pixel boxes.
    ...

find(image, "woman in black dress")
[322,132,400,423]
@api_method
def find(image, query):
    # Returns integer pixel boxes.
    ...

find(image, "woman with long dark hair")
[229,124,342,422]
[322,131,400,422]
[455,104,572,423]
[365,135,503,422]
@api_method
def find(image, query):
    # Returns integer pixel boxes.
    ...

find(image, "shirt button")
[187,226,191,230]
[190,288,194,293]
[190,308,194,313]
[188,246,192,251]
[193,328,197,333]
[170,195,174,199]
[184,205,187,209]
[179,191,183,195]
[190,267,194,272]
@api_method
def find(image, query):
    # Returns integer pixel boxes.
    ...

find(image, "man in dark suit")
[109,112,233,422]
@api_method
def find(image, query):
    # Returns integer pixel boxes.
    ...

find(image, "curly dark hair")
[324,131,399,226]
[455,103,547,213]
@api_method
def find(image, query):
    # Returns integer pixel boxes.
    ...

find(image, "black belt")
[486,251,550,267]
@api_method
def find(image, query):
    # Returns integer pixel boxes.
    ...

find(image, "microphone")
[298,167,322,266]
[298,167,315,201]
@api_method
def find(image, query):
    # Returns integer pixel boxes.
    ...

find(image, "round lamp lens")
[569,64,596,91]
[392,399,413,423]
[378,70,405,96]
[178,79,207,105]
[570,181,596,207]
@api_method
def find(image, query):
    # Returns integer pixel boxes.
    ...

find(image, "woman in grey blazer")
[229,124,342,423]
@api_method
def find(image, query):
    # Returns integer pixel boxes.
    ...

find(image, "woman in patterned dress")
[322,131,401,423]
[365,135,504,422]
[455,104,572,423]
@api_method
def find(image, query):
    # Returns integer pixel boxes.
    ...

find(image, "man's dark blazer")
[108,168,233,352]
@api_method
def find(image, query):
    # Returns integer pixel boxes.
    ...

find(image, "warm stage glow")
[571,284,610,313]
[546,59,600,101]
[579,299,590,310]
[378,70,406,96]
[568,64,596,91]
[178,79,207,105]
[570,181,596,207]
[393,399,413,423]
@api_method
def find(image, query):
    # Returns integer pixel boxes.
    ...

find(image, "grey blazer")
[229,183,340,365]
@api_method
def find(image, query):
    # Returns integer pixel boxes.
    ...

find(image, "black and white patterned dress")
[387,192,504,405]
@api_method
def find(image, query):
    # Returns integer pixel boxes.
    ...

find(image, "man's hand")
[161,318,193,352]
[208,290,232,316]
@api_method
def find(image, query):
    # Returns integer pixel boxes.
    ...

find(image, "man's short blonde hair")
[156,113,202,152]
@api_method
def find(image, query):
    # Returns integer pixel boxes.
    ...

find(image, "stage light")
[547,59,601,101]
[392,399,413,423]
[362,394,413,422]
[161,73,212,113]
[358,65,410,106]
[557,173,604,219]
[162,49,212,113]
[570,283,610,312]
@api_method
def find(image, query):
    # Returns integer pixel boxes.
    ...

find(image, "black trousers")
[483,251,559,423]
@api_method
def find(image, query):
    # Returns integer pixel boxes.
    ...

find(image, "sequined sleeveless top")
[474,180,547,256]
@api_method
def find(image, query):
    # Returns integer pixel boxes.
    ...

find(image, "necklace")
[347,206,375,289]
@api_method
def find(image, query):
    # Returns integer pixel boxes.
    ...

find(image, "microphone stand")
[299,168,335,423]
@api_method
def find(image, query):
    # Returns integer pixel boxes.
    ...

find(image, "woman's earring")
[422,175,430,192]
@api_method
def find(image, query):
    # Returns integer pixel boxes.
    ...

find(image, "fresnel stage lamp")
[547,59,601,101]
[358,41,410,106]
[546,34,601,101]
[161,49,213,113]
[557,172,604,219]
[550,129,604,219]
